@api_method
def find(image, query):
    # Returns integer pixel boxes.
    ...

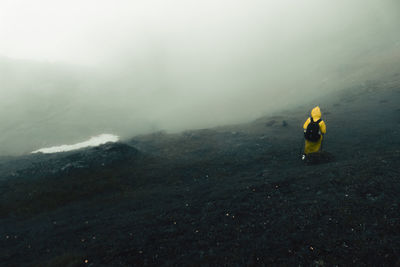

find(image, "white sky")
[0,0,143,64]
[1,0,388,65]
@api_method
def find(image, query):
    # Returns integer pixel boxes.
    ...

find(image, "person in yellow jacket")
[302,106,326,159]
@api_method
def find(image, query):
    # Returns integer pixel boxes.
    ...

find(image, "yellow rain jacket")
[303,106,326,154]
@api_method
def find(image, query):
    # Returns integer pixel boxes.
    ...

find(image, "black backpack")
[304,118,322,141]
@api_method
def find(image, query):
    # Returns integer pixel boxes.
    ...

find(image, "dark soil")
[1,80,400,266]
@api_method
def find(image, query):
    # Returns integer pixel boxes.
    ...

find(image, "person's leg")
[305,139,322,154]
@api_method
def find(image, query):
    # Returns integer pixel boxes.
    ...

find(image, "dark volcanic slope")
[1,78,400,266]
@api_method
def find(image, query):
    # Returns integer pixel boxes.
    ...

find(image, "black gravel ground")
[0,79,400,266]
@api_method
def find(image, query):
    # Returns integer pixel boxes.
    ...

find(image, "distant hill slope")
[0,77,399,266]
[0,142,140,181]
[2,47,400,156]
[129,74,400,163]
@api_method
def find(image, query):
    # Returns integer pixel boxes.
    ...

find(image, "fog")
[1,0,400,155]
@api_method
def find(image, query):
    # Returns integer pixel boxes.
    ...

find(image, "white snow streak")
[32,134,119,154]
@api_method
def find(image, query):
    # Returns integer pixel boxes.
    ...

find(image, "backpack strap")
[310,117,322,124]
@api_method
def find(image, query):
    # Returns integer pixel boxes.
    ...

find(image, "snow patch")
[32,134,119,154]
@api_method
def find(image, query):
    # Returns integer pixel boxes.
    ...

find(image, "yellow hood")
[311,106,321,120]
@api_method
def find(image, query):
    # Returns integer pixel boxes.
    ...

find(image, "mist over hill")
[2,1,400,265]
[1,0,400,155]
[0,73,399,265]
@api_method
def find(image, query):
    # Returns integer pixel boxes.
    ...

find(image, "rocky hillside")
[0,76,400,266]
